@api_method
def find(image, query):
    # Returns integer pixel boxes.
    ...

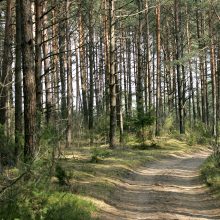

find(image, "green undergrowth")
[201,153,220,196]
[0,134,208,220]
[0,187,96,220]
[60,136,205,202]
[0,147,97,220]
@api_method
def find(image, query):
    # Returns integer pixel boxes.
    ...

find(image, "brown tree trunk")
[155,1,162,136]
[21,0,37,162]
[78,2,88,124]
[88,0,94,142]
[209,9,217,139]
[109,0,116,148]
[145,0,152,112]
[35,0,42,120]
[0,0,13,129]
[174,0,184,134]
[51,5,59,118]
[196,3,206,124]
[15,0,23,160]
[74,38,80,113]
[127,36,132,116]
[58,16,67,120]
[136,0,144,119]
[103,0,110,115]
[66,0,73,147]
[42,1,53,124]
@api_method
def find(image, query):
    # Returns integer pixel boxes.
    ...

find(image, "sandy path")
[98,151,220,220]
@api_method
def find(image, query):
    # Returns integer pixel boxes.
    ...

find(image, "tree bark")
[58,14,67,120]
[15,0,23,160]
[155,1,162,136]
[78,1,88,125]
[136,0,144,119]
[35,0,42,119]
[0,0,13,129]
[209,9,217,139]
[21,0,37,162]
[88,0,94,143]
[42,1,53,124]
[174,0,184,134]
[66,0,73,147]
[109,0,116,148]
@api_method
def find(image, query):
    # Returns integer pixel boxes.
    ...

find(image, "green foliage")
[201,154,220,191]
[44,192,96,220]
[0,190,34,220]
[0,140,97,220]
[124,112,155,143]
[55,164,69,185]
[90,154,99,163]
[0,189,96,220]
[132,113,155,130]
[94,115,109,137]
[160,115,176,135]
[90,148,112,163]
[39,125,60,146]
[186,121,212,146]
[0,124,16,167]
[163,118,212,146]
[132,141,161,150]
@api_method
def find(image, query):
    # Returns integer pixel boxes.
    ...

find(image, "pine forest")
[0,0,220,219]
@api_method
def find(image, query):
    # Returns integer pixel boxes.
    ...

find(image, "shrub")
[93,115,109,138]
[44,192,96,220]
[186,121,211,146]
[132,141,161,150]
[124,112,155,143]
[55,164,69,185]
[201,154,220,190]
[161,115,176,135]
[0,124,16,169]
[39,125,60,147]
[0,189,96,220]
[90,148,112,163]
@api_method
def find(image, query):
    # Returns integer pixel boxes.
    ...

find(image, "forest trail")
[97,151,220,220]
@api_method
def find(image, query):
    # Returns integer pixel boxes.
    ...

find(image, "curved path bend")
[98,151,220,220]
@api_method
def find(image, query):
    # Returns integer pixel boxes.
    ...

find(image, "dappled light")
[0,0,220,218]
[96,152,220,219]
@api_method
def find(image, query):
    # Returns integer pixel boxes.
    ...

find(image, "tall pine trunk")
[109,0,116,148]
[155,1,161,136]
[66,0,73,147]
[0,0,13,130]
[15,0,23,160]
[21,0,37,162]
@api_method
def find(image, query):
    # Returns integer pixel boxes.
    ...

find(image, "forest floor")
[97,150,220,219]
[61,138,220,220]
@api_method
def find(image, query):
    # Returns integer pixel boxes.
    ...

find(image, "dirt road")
[98,151,220,220]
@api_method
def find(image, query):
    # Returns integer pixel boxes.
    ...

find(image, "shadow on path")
[98,151,220,220]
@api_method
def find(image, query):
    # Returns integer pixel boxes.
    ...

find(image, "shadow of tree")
[97,153,220,219]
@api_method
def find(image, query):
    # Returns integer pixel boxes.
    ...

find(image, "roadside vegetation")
[0,117,212,220]
[0,0,220,219]
[201,151,220,196]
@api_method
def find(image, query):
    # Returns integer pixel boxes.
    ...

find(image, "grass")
[0,135,207,219]
[43,192,97,220]
[59,136,205,204]
[0,157,97,220]
[201,153,220,197]
[0,189,97,220]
